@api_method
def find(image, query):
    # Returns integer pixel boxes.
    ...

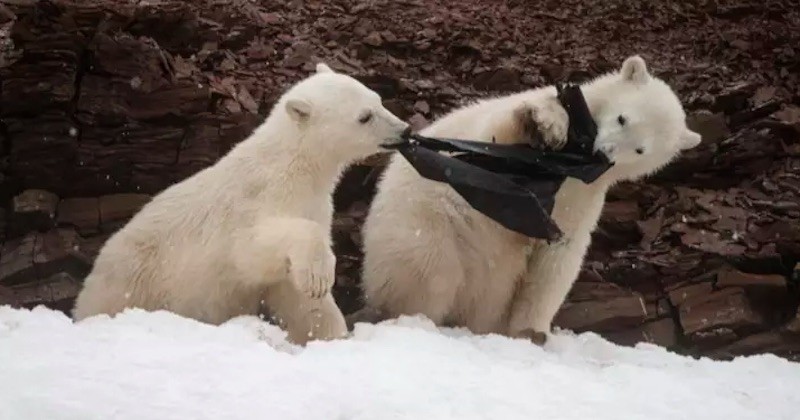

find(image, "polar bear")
[72,63,410,345]
[356,56,701,343]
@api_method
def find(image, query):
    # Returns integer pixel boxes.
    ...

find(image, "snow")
[1,306,798,420]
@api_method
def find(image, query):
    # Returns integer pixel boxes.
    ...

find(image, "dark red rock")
[771,105,800,134]
[0,285,20,308]
[606,318,678,348]
[0,233,36,287]
[686,110,730,145]
[678,287,766,337]
[364,31,383,47]
[601,200,640,224]
[9,189,59,236]
[408,113,429,131]
[57,197,101,235]
[71,234,111,266]
[668,282,714,307]
[473,67,521,92]
[33,228,88,280]
[710,330,800,360]
[413,100,430,115]
[98,194,151,230]
[567,281,631,302]
[554,294,649,333]
[716,268,786,290]
[713,83,756,114]
[12,271,83,310]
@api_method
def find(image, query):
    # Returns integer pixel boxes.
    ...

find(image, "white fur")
[72,64,410,345]
[357,56,701,340]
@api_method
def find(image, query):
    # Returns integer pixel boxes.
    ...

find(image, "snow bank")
[1,306,798,420]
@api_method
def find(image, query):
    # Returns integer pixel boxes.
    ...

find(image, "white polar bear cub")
[73,63,410,345]
[358,56,701,343]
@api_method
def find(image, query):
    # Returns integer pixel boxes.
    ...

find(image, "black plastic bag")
[391,84,613,241]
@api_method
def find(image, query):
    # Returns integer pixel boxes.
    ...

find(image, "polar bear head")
[277,63,410,161]
[588,55,701,182]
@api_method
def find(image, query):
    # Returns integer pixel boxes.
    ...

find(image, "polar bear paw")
[514,97,569,151]
[290,246,336,299]
[514,328,549,346]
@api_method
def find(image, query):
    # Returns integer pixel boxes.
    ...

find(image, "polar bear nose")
[596,143,616,157]
[401,125,412,138]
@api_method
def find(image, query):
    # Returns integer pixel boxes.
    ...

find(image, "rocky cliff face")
[1,0,798,360]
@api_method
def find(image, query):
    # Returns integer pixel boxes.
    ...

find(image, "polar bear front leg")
[506,236,590,344]
[263,280,348,345]
[231,217,335,299]
[513,96,569,150]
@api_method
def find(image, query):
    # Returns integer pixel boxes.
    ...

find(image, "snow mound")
[1,306,798,420]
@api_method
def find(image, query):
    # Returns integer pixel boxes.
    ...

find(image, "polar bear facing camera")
[73,63,410,345]
[358,56,701,343]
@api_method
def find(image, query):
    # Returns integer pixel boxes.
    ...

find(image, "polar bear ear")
[316,63,335,74]
[285,98,312,122]
[678,128,702,150]
[620,55,650,84]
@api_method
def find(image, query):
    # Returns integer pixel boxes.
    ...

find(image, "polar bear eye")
[359,111,373,124]
[617,115,627,126]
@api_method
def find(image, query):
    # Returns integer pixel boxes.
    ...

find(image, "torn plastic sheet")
[392,83,613,241]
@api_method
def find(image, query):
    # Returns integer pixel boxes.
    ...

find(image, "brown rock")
[0,209,5,242]
[409,113,429,131]
[554,294,648,332]
[678,287,765,336]
[236,86,259,114]
[33,228,88,280]
[729,39,750,51]
[786,305,800,333]
[714,82,755,114]
[656,299,673,318]
[413,100,430,115]
[606,318,678,348]
[710,330,800,359]
[680,228,746,256]
[12,271,82,309]
[686,110,730,145]
[57,198,100,235]
[364,31,383,47]
[0,285,20,308]
[46,272,83,303]
[72,234,111,266]
[382,99,410,120]
[716,267,786,290]
[473,67,521,92]
[636,209,665,249]
[668,282,714,306]
[282,41,314,68]
[752,86,778,105]
[540,63,564,82]
[0,234,36,286]
[772,105,800,133]
[601,200,640,223]
[567,281,630,302]
[0,3,15,24]
[10,189,60,236]
[99,194,151,229]
[11,282,53,307]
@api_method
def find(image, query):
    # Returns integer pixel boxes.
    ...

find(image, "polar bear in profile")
[357,56,701,343]
[73,63,410,345]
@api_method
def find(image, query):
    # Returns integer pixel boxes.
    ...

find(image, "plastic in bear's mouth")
[380,128,414,149]
[380,138,409,149]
